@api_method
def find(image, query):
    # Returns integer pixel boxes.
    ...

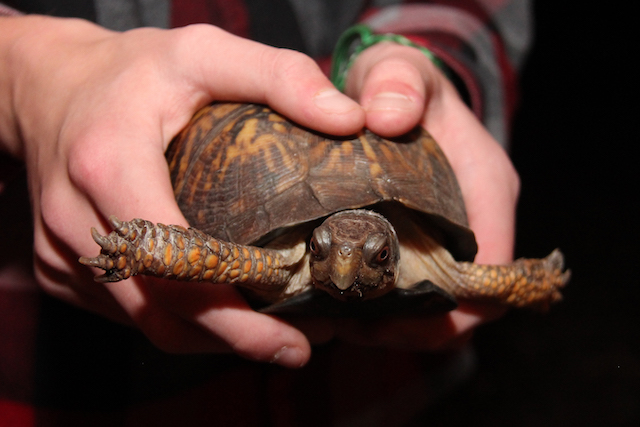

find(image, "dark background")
[427,2,638,425]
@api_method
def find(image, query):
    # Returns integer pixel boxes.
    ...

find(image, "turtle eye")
[309,237,320,255]
[376,246,390,263]
[310,226,331,258]
[364,233,393,266]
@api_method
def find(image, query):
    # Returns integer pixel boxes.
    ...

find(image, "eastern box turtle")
[80,103,569,316]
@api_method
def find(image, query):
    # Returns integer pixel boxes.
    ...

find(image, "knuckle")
[107,28,169,81]
[263,48,318,86]
[166,24,227,66]
[373,56,422,78]
[170,23,222,46]
[359,55,427,98]
[164,24,204,57]
[362,45,426,82]
[38,180,76,247]
[385,63,423,90]
[66,134,118,195]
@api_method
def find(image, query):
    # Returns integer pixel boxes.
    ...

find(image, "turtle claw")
[80,222,135,283]
[78,255,101,268]
[109,215,123,231]
[544,248,571,290]
[546,248,564,270]
[78,251,127,283]
[80,226,131,282]
[550,249,571,288]
[90,227,117,253]
[108,215,133,238]
[80,228,120,278]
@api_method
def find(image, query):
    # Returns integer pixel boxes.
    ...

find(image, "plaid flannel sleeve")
[362,0,532,146]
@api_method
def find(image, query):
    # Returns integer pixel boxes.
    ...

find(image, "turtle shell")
[166,102,477,262]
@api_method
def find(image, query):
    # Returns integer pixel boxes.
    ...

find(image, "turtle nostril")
[338,246,352,257]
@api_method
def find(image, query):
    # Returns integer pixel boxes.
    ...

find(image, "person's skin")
[0,16,519,368]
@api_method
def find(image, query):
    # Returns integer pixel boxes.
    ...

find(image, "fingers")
[32,171,136,325]
[121,279,312,367]
[35,208,314,367]
[344,43,435,137]
[170,24,365,135]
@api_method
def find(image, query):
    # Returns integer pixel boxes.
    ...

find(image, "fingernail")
[366,92,415,112]
[313,89,359,114]
[271,346,305,368]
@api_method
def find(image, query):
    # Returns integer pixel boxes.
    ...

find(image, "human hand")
[333,42,520,351]
[1,16,365,367]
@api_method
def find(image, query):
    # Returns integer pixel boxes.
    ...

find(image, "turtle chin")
[316,281,393,302]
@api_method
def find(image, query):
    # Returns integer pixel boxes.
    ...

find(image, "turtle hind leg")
[455,249,570,310]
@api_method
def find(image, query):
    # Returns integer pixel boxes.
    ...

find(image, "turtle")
[79,102,569,316]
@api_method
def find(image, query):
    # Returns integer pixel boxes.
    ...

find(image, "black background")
[427,2,638,425]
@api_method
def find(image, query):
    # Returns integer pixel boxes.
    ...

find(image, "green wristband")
[330,24,446,92]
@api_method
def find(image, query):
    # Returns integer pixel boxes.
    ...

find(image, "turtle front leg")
[79,217,304,300]
[454,249,570,310]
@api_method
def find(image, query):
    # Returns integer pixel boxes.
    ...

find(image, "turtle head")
[309,210,399,301]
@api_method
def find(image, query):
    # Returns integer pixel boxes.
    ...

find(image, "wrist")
[0,16,110,159]
[0,16,30,157]
[0,15,65,158]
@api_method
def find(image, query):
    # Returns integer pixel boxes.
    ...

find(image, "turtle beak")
[330,245,360,291]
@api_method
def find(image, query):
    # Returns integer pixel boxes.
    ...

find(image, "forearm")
[0,15,117,160]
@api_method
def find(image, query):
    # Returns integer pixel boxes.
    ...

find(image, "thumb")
[177,24,365,135]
